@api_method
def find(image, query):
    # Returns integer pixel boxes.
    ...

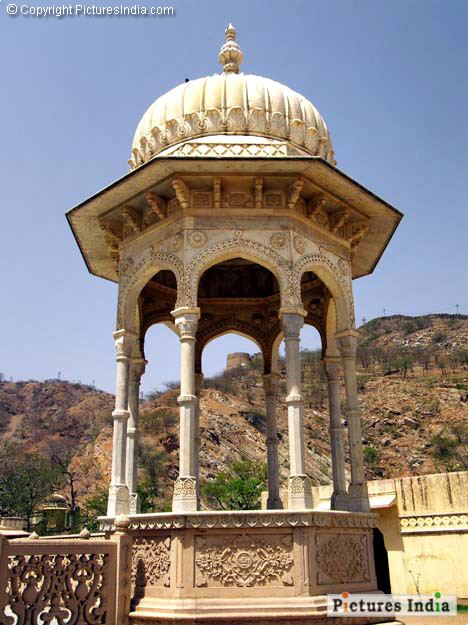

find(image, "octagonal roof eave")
[66,155,403,284]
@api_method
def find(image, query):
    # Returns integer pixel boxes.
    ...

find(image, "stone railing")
[0,517,132,625]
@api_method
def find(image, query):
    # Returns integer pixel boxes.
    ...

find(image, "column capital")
[172,308,201,340]
[322,357,341,381]
[335,330,359,358]
[279,307,307,319]
[113,329,138,359]
[280,311,305,338]
[129,357,146,380]
[262,372,280,396]
[171,306,201,319]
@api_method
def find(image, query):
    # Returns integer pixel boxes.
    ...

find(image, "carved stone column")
[323,357,349,511]
[126,357,146,514]
[172,307,200,512]
[336,330,370,512]
[108,329,138,516]
[263,373,282,509]
[194,372,204,508]
[280,310,312,509]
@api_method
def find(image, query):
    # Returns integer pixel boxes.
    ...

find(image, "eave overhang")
[66,156,403,283]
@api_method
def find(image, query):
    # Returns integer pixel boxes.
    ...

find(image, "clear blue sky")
[1,0,467,394]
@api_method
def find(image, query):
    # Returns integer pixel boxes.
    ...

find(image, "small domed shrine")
[67,25,402,623]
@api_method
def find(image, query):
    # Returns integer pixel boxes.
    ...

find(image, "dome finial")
[218,23,244,74]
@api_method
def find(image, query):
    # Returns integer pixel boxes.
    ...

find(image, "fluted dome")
[129,25,335,170]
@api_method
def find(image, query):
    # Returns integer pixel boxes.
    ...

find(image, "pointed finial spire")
[218,23,244,74]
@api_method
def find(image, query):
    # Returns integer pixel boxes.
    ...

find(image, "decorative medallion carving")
[316,534,369,584]
[293,236,305,254]
[119,257,134,277]
[171,233,184,252]
[195,535,293,588]
[188,230,208,248]
[233,229,243,238]
[270,232,288,250]
[132,536,171,589]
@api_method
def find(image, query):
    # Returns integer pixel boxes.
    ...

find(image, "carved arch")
[117,249,185,334]
[293,253,355,332]
[184,238,299,309]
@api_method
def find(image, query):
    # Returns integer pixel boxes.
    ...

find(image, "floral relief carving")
[289,474,310,495]
[3,551,111,625]
[174,477,197,497]
[132,536,171,589]
[188,230,208,248]
[195,535,294,588]
[316,534,369,585]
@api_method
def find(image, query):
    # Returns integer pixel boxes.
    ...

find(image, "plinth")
[100,509,392,625]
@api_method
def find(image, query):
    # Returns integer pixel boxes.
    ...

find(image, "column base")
[267,496,283,510]
[331,490,349,511]
[172,477,198,512]
[107,483,130,516]
[349,482,371,512]
[129,492,140,514]
[287,475,313,510]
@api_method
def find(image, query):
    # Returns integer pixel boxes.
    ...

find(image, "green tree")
[80,490,108,532]
[202,460,267,510]
[0,444,59,530]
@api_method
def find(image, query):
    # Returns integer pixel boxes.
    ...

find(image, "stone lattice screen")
[0,537,122,625]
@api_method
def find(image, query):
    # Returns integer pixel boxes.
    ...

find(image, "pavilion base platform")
[100,509,401,625]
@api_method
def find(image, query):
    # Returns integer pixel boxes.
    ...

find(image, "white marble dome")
[129,25,335,169]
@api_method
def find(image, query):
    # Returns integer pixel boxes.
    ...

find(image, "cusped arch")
[196,319,268,373]
[185,238,298,309]
[293,253,354,332]
[117,250,184,334]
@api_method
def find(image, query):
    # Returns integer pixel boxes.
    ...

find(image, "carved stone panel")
[315,533,370,585]
[132,536,171,589]
[194,533,294,588]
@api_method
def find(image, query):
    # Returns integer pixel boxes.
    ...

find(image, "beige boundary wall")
[308,471,468,599]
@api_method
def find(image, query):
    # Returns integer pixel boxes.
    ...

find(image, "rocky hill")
[0,314,467,512]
